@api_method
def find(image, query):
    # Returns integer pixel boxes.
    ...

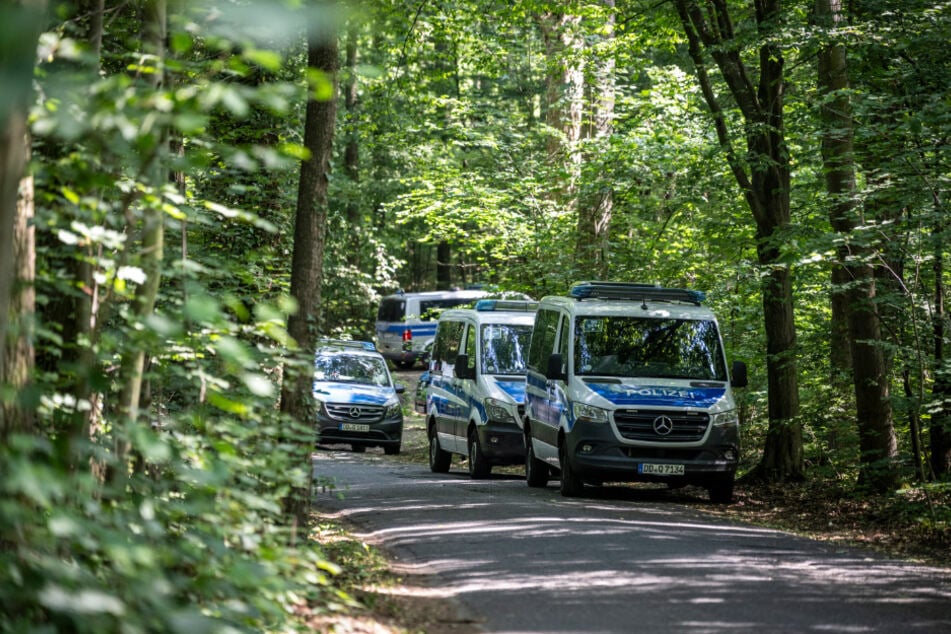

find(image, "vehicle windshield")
[315,354,391,387]
[481,324,533,376]
[574,316,727,381]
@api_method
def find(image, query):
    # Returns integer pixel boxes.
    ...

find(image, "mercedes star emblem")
[349,407,362,419]
[652,415,674,436]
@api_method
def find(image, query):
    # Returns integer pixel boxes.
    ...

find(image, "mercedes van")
[522,282,747,502]
[375,289,488,368]
[425,299,538,478]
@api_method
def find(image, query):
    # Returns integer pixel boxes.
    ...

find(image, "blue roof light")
[475,299,539,312]
[568,281,705,305]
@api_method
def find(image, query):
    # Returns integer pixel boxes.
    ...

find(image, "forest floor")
[308,417,951,634]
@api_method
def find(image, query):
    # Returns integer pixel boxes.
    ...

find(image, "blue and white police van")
[522,282,747,502]
[312,340,405,455]
[425,299,538,478]
[374,289,489,368]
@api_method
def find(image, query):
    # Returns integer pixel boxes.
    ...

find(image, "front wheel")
[558,442,584,497]
[384,444,401,456]
[467,431,491,479]
[525,434,549,488]
[429,425,451,473]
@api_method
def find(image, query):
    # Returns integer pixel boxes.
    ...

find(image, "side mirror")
[394,384,406,394]
[731,360,748,388]
[454,354,476,380]
[546,353,566,381]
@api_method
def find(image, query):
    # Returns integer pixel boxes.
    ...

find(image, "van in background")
[375,289,488,368]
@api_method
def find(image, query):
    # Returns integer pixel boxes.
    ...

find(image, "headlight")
[384,400,402,418]
[484,398,516,423]
[313,398,326,416]
[711,409,739,429]
[573,403,610,424]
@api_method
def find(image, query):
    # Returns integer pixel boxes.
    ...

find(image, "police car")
[425,299,537,478]
[313,340,405,454]
[522,282,747,502]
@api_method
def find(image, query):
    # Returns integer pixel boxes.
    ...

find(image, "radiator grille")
[613,410,709,442]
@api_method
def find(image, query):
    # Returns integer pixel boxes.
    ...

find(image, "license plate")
[340,423,370,432]
[638,463,684,476]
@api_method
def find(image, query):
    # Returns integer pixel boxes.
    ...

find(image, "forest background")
[0,0,948,631]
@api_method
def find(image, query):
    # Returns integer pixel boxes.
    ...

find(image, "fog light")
[724,448,736,461]
[581,444,593,453]
[489,436,500,445]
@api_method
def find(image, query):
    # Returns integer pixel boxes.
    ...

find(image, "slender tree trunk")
[816,0,898,492]
[674,0,802,481]
[116,0,167,424]
[280,28,339,531]
[930,209,951,477]
[343,21,360,232]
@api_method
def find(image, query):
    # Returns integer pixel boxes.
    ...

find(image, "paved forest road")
[312,450,951,633]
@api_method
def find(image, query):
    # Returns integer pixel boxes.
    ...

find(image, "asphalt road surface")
[312,448,951,634]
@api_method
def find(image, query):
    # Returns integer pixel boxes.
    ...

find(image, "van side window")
[557,315,570,375]
[463,325,477,369]
[528,309,560,372]
[434,320,464,364]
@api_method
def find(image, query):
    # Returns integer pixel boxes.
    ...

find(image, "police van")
[425,299,538,478]
[375,289,489,368]
[522,282,747,502]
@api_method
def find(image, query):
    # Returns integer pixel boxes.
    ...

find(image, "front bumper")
[317,414,404,448]
[564,419,738,486]
[476,421,525,465]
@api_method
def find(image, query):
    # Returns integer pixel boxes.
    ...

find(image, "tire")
[384,444,401,456]
[428,425,451,473]
[708,474,735,504]
[558,441,584,497]
[351,444,366,453]
[467,430,491,479]
[525,433,549,488]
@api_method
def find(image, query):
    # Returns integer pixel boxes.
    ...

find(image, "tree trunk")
[816,0,898,493]
[0,2,46,387]
[280,29,339,532]
[115,0,167,440]
[575,0,615,280]
[1,130,36,438]
[930,214,951,477]
[539,11,584,208]
[674,0,802,481]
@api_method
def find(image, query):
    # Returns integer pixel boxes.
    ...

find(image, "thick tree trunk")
[280,31,338,531]
[816,0,898,492]
[930,221,951,477]
[674,0,802,481]
[0,2,46,387]
[1,134,36,437]
[575,0,615,279]
[539,12,584,208]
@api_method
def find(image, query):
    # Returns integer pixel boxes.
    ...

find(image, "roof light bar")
[569,281,705,305]
[475,299,540,312]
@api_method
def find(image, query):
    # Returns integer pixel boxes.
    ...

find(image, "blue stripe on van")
[586,382,726,408]
[377,323,438,336]
[495,379,526,404]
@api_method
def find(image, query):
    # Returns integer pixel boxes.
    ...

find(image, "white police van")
[523,282,747,502]
[426,299,538,478]
[375,289,488,368]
